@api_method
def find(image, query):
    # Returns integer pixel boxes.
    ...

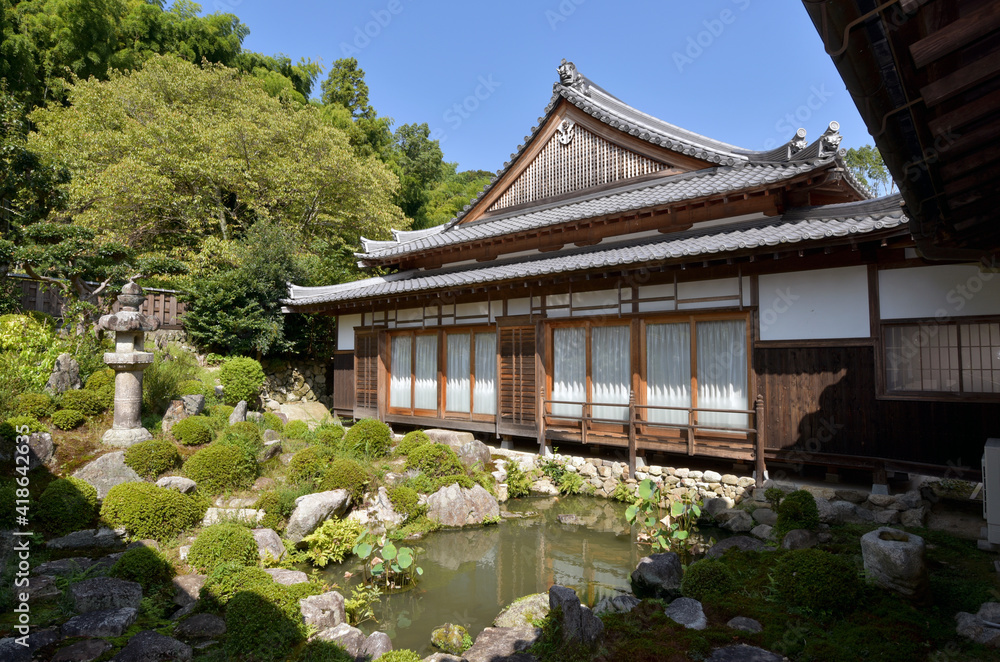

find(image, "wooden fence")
[10,274,186,330]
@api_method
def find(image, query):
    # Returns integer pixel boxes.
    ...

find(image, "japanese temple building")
[283,61,998,482]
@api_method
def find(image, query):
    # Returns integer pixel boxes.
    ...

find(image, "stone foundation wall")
[261,360,333,411]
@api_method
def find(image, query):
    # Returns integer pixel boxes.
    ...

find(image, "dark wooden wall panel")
[331,352,355,414]
[755,345,999,469]
[499,326,537,434]
[354,332,379,419]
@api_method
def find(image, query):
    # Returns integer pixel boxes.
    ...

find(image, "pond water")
[317,496,643,656]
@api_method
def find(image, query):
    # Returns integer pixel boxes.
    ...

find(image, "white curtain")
[646,323,691,425]
[446,333,471,412]
[414,335,438,410]
[696,320,748,429]
[390,335,412,409]
[473,332,497,415]
[552,327,586,417]
[592,326,630,421]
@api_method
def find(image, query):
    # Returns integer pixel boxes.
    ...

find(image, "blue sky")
[213,0,871,173]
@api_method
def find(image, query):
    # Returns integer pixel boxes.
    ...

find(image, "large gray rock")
[228,400,248,425]
[252,528,286,562]
[706,644,785,661]
[46,353,81,393]
[25,574,61,602]
[62,607,138,638]
[593,594,640,616]
[426,483,499,528]
[630,552,682,599]
[548,585,603,646]
[286,489,351,543]
[751,507,777,527]
[463,626,541,662]
[781,529,818,550]
[264,568,308,585]
[71,577,142,613]
[495,593,550,628]
[703,497,735,519]
[706,536,766,559]
[300,591,346,630]
[360,631,393,660]
[161,400,188,435]
[315,623,366,657]
[2,432,56,470]
[174,613,226,640]
[665,597,707,630]
[51,639,114,662]
[861,527,928,599]
[372,486,405,528]
[111,630,192,661]
[46,526,126,550]
[156,476,197,494]
[33,557,93,576]
[727,616,763,633]
[456,439,492,471]
[201,507,264,527]
[73,451,142,500]
[181,394,205,417]
[172,575,206,607]
[0,628,61,662]
[260,440,282,463]
[423,429,476,446]
[432,623,469,655]
[715,509,754,533]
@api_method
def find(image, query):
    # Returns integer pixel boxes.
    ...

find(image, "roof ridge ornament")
[820,121,842,156]
[790,128,808,154]
[558,59,583,88]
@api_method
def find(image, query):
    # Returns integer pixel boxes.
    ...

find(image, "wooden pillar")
[754,394,766,487]
[627,390,637,477]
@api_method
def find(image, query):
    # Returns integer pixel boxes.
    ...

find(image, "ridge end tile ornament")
[95,280,160,447]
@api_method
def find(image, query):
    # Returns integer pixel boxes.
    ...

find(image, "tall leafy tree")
[418,164,493,229]
[28,55,404,253]
[320,57,374,119]
[844,145,895,197]
[388,122,446,224]
[319,57,393,158]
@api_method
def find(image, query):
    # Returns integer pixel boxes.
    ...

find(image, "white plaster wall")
[879,264,1000,320]
[507,298,530,316]
[758,266,870,341]
[677,277,740,310]
[337,314,362,351]
[397,307,422,322]
[456,301,489,319]
[572,289,618,310]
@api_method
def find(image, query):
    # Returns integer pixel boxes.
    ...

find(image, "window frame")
[878,315,1000,402]
[443,329,498,421]
[387,329,440,417]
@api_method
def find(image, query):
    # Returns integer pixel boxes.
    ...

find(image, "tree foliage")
[844,145,895,198]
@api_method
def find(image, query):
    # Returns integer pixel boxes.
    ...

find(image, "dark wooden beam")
[909,2,1000,69]
[920,52,1000,107]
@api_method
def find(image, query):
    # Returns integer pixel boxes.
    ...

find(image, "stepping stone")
[51,639,113,662]
[62,607,138,638]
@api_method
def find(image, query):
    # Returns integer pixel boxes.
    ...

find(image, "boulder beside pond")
[426,483,499,528]
[285,489,351,543]
[630,552,682,600]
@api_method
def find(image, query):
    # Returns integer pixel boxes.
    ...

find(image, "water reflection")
[319,496,641,656]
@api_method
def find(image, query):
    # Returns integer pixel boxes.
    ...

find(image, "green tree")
[28,55,404,253]
[320,57,374,119]
[418,164,492,229]
[844,145,895,197]
[389,123,446,224]
[319,58,393,158]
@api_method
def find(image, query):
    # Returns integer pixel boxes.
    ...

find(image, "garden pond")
[315,496,725,656]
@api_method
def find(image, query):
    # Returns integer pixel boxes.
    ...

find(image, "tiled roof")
[359,161,834,262]
[285,195,906,309]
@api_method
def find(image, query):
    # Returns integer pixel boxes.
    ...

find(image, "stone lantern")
[95,281,160,447]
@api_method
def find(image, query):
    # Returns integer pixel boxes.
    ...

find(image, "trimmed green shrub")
[775,489,820,536]
[218,421,264,458]
[109,545,175,591]
[387,485,420,518]
[177,379,206,396]
[224,580,321,661]
[0,415,47,443]
[287,445,334,484]
[772,548,861,617]
[101,482,205,540]
[209,404,235,420]
[37,477,98,536]
[58,389,105,416]
[171,416,213,446]
[343,419,392,458]
[187,522,259,574]
[681,559,736,602]
[124,439,181,478]
[254,491,284,531]
[405,443,465,478]
[295,639,356,662]
[15,393,55,418]
[395,430,431,456]
[284,420,309,440]
[183,444,257,493]
[84,368,115,392]
[408,473,475,494]
[51,409,85,430]
[0,481,18,529]
[317,459,368,502]
[219,357,265,405]
[199,563,273,611]
[314,424,344,449]
[373,652,422,662]
[262,412,285,432]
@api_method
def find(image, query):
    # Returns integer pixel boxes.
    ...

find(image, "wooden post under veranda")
[754,394,767,487]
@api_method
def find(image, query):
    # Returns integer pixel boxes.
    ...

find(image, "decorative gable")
[487,120,669,213]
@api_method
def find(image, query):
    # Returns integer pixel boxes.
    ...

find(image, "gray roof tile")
[285,196,906,309]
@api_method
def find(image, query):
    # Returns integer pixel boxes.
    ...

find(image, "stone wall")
[261,360,333,411]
